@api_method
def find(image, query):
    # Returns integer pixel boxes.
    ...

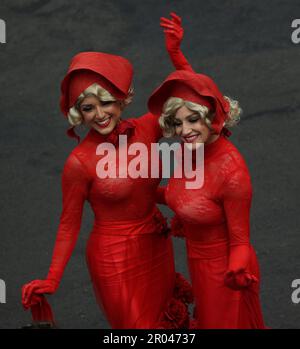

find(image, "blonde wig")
[159,96,242,137]
[67,83,134,126]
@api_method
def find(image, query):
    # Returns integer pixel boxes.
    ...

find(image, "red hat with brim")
[60,52,133,116]
[148,70,230,134]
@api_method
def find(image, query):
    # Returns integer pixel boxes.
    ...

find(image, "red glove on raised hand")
[160,12,194,72]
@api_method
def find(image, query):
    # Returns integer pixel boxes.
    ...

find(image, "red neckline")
[204,135,227,159]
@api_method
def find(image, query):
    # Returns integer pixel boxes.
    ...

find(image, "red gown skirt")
[186,239,265,329]
[86,210,179,329]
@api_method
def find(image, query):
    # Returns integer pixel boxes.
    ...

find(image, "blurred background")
[0,0,300,328]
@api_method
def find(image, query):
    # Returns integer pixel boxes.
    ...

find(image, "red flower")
[161,298,189,329]
[173,273,194,305]
[156,274,194,329]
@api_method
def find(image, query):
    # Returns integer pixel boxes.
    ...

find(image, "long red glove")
[222,167,258,290]
[22,153,89,309]
[160,12,195,73]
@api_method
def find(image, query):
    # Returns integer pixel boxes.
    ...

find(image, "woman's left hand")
[224,269,258,290]
[22,279,58,309]
[160,12,184,52]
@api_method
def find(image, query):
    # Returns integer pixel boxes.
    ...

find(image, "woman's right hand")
[22,279,58,309]
[160,12,194,72]
[160,12,184,53]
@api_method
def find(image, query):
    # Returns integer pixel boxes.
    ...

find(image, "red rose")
[173,272,194,304]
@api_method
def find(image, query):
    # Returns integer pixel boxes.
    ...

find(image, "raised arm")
[22,153,90,308]
[160,12,195,73]
[132,13,195,141]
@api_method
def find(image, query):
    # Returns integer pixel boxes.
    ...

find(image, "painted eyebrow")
[80,103,94,108]
[80,100,113,107]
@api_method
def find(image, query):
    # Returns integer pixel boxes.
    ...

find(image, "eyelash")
[174,117,199,126]
[81,101,113,112]
[82,106,93,112]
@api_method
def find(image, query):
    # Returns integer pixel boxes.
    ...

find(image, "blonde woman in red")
[148,69,266,329]
[21,13,194,329]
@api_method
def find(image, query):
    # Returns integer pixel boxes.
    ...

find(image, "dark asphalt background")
[0,0,300,329]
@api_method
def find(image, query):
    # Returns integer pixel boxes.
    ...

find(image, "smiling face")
[79,95,123,135]
[174,105,218,148]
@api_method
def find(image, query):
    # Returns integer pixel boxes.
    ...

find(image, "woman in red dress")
[21,14,194,329]
[148,69,266,329]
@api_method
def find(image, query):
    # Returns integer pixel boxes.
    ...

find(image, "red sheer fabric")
[28,295,55,324]
[86,230,175,328]
[44,114,191,328]
[165,135,265,328]
[22,41,196,327]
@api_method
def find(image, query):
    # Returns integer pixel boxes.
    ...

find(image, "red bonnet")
[60,51,133,116]
[148,70,230,134]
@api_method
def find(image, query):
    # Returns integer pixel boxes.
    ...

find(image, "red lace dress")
[165,135,265,328]
[48,113,191,329]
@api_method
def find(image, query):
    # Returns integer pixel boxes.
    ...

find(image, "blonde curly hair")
[159,96,242,137]
[67,83,134,126]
